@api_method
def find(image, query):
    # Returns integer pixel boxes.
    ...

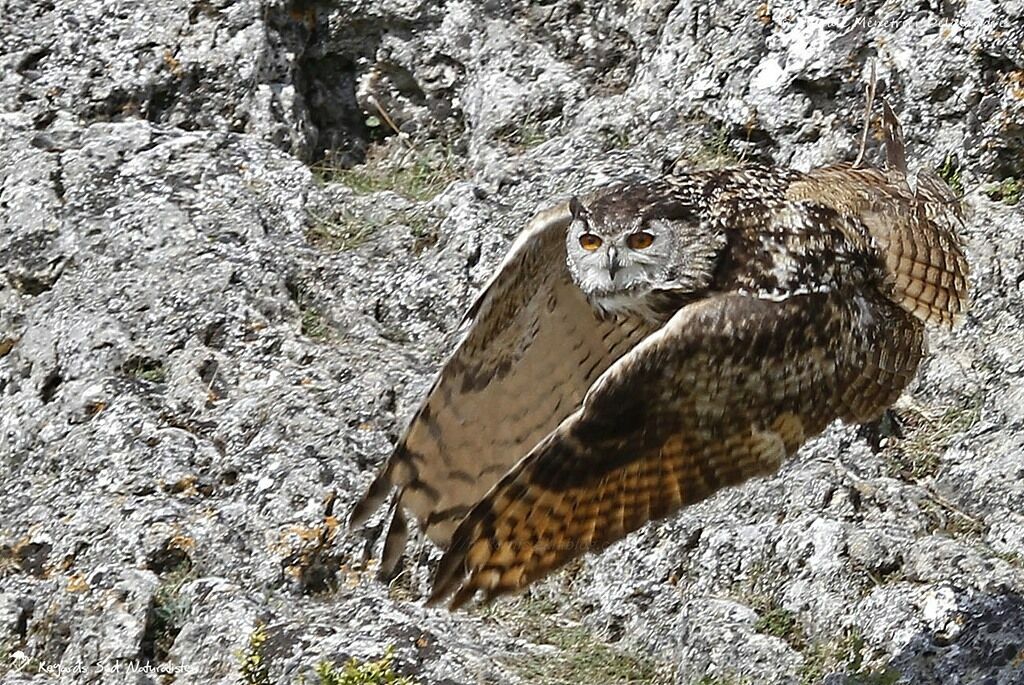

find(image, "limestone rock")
[2,1,1023,683]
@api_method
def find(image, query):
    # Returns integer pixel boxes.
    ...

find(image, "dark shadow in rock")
[1,233,68,297]
[886,587,1024,684]
[121,355,167,385]
[270,5,391,166]
[857,408,905,454]
[147,539,193,576]
[39,367,62,404]
[141,540,195,666]
[0,540,52,578]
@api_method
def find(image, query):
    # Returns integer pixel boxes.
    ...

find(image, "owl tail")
[878,194,970,328]
[876,101,970,328]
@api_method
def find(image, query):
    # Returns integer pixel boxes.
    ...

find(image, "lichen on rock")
[1,1,1023,684]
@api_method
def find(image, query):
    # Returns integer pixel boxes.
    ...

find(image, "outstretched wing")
[428,291,923,609]
[348,203,661,575]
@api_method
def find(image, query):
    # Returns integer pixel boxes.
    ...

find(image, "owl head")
[564,179,712,307]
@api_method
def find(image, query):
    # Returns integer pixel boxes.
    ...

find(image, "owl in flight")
[348,111,969,610]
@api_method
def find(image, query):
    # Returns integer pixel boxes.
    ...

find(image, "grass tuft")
[495,116,553,151]
[478,595,671,685]
[300,306,329,341]
[798,627,900,685]
[314,647,418,685]
[313,145,459,202]
[306,210,377,252]
[887,394,982,481]
[754,606,805,649]
[123,356,167,384]
[985,177,1022,206]
[694,676,754,685]
[306,207,439,256]
[936,153,964,196]
[142,559,195,664]
[239,623,271,685]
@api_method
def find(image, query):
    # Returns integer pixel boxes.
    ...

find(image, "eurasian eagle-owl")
[348,138,969,610]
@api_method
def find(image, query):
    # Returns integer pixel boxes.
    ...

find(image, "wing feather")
[428,291,924,608]
[349,202,661,574]
[788,164,969,327]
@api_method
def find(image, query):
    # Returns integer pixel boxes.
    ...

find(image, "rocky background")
[1,0,1023,684]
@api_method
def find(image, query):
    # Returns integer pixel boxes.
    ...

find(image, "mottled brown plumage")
[349,131,969,609]
[347,204,669,575]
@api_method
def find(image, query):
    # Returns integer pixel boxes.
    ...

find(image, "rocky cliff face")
[1,1,1023,684]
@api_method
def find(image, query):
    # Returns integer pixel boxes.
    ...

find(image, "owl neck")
[588,287,700,324]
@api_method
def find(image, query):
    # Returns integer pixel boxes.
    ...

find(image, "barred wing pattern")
[428,291,924,608]
[789,165,969,327]
[348,204,660,575]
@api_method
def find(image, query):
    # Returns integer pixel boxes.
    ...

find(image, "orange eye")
[626,232,655,250]
[578,234,603,251]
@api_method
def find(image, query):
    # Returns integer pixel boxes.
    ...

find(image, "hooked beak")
[607,246,621,280]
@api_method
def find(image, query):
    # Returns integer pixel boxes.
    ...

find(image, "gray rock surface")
[2,0,1023,683]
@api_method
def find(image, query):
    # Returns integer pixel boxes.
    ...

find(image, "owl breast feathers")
[348,159,969,610]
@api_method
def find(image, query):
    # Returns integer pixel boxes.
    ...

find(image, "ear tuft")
[569,196,584,219]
